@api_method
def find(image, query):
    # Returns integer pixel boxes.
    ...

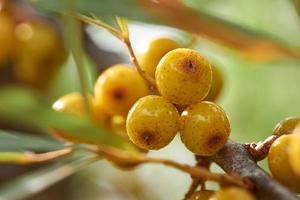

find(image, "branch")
[209,140,299,200]
[140,0,300,61]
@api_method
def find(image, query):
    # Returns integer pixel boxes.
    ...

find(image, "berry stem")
[123,37,157,86]
[85,145,249,188]
[246,134,280,161]
[0,148,73,165]
[79,14,157,88]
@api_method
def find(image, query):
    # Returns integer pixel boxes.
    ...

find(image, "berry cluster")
[268,117,300,193]
[52,33,250,199]
[52,37,229,157]
[128,41,230,157]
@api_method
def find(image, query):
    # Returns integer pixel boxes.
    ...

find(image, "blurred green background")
[0,0,300,199]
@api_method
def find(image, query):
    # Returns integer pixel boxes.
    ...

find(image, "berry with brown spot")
[180,101,230,156]
[210,187,255,200]
[94,64,149,116]
[156,48,212,105]
[126,95,180,150]
[138,37,180,78]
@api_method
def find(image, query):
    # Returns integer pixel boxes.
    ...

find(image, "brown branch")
[246,134,280,161]
[209,140,300,200]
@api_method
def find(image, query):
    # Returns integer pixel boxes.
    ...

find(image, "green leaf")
[0,130,64,152]
[0,154,97,200]
[0,87,130,150]
[31,0,154,22]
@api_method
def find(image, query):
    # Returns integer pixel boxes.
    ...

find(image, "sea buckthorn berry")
[187,190,214,200]
[14,21,67,89]
[52,92,89,117]
[272,116,300,136]
[268,134,300,193]
[126,95,180,150]
[0,13,14,66]
[210,187,255,200]
[288,134,300,178]
[204,65,223,101]
[180,101,230,156]
[138,37,180,78]
[94,64,149,116]
[156,48,212,105]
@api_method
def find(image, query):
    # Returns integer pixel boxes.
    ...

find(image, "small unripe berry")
[138,37,180,78]
[187,190,214,200]
[204,65,223,101]
[180,101,230,156]
[268,134,300,193]
[272,116,300,136]
[210,187,255,200]
[289,134,300,178]
[94,64,149,116]
[126,95,180,150]
[156,48,212,105]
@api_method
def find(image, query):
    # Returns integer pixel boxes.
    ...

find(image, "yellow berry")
[204,66,223,101]
[14,21,66,89]
[156,48,212,105]
[94,64,149,116]
[289,134,300,178]
[180,101,230,156]
[272,116,300,136]
[138,37,180,78]
[0,13,14,66]
[52,92,89,117]
[188,190,214,200]
[126,95,180,150]
[210,187,255,200]
[268,134,300,193]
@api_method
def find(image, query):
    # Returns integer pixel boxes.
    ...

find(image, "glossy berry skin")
[268,134,300,193]
[204,65,223,102]
[14,21,66,89]
[210,187,255,200]
[180,101,230,156]
[0,13,14,66]
[126,95,180,150]
[272,116,300,136]
[138,37,180,78]
[187,190,214,200]
[156,48,212,105]
[289,134,300,177]
[94,64,149,116]
[52,92,88,117]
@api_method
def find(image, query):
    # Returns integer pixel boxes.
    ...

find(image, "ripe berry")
[272,116,300,136]
[268,134,300,193]
[138,37,180,78]
[156,48,212,105]
[52,92,89,117]
[0,13,14,66]
[126,95,180,150]
[210,187,255,200]
[288,134,300,178]
[180,101,230,156]
[204,65,223,101]
[187,190,214,200]
[94,64,149,116]
[14,21,66,89]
